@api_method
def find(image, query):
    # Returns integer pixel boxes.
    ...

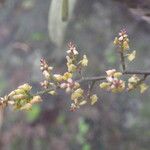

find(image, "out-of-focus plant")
[0,29,150,112]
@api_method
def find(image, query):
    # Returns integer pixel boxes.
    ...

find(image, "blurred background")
[0,0,150,150]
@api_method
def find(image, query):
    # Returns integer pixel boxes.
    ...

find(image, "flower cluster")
[127,75,149,93]
[0,30,149,113]
[40,43,90,111]
[0,84,42,110]
[100,69,125,93]
[114,29,136,62]
[66,42,88,73]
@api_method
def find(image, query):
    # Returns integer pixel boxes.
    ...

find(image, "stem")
[123,71,150,75]
[34,88,56,96]
[78,76,106,83]
[120,51,126,71]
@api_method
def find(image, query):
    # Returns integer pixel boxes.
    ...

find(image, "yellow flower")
[67,64,77,73]
[81,55,88,66]
[30,96,42,104]
[114,72,122,78]
[113,37,119,45]
[79,100,87,106]
[90,94,98,105]
[123,41,129,50]
[128,75,140,84]
[53,74,64,82]
[99,82,110,89]
[63,72,73,80]
[48,91,57,95]
[127,51,136,61]
[20,103,32,110]
[18,83,32,92]
[140,83,149,93]
[71,88,84,100]
[12,94,28,100]
[106,69,116,76]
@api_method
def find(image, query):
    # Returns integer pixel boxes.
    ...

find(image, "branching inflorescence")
[0,29,150,112]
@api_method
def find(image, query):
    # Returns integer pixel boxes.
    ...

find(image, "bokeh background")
[0,0,150,150]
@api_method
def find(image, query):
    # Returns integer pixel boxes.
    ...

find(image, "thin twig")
[78,76,106,83]
[120,51,126,71]
[123,71,150,75]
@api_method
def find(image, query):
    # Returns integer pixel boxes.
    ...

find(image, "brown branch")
[78,70,150,83]
[78,76,106,83]
[123,71,150,75]
[120,51,126,71]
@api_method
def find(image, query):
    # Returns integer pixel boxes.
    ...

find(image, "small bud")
[90,94,98,105]
[20,103,32,110]
[113,37,119,45]
[18,84,32,92]
[127,50,136,61]
[53,74,63,82]
[123,41,129,50]
[81,55,88,66]
[114,72,122,78]
[63,72,72,80]
[48,91,57,95]
[60,83,67,89]
[79,100,87,106]
[100,82,110,89]
[140,83,149,93]
[30,96,42,104]
[106,69,116,76]
[67,64,77,73]
[12,94,28,100]
[71,88,83,100]
[43,70,50,79]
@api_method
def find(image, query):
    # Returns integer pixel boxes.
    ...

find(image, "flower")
[90,94,98,105]
[67,42,78,55]
[81,55,88,67]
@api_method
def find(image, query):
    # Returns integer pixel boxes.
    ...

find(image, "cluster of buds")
[114,29,136,62]
[40,58,57,95]
[66,42,88,73]
[0,84,42,110]
[39,43,90,111]
[100,69,125,93]
[127,75,149,93]
[114,29,129,51]
[40,58,53,80]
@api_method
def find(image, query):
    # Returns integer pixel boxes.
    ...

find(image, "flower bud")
[90,94,98,105]
[67,64,77,73]
[114,72,122,78]
[48,91,57,95]
[20,103,32,110]
[30,96,42,104]
[53,74,63,82]
[100,82,110,89]
[63,72,72,80]
[12,94,28,100]
[79,100,87,106]
[81,55,88,66]
[18,84,32,92]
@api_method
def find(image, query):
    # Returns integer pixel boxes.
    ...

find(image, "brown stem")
[78,76,106,83]
[123,71,150,75]
[120,51,126,71]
